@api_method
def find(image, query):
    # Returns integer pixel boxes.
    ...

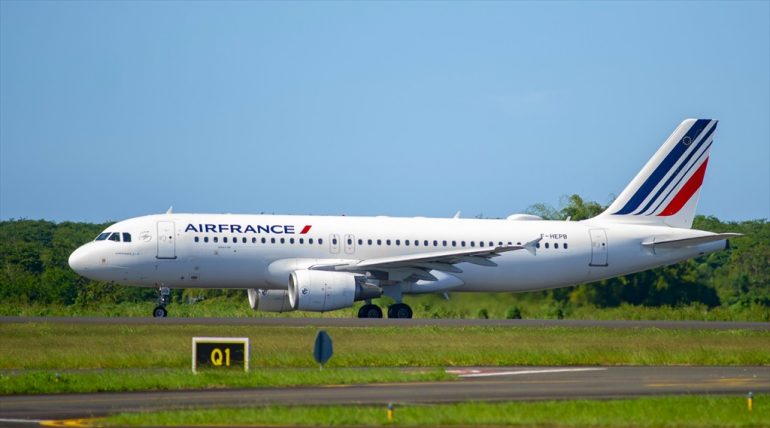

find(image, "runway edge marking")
[447,367,608,378]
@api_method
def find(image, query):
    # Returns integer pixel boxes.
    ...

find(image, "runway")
[1,366,768,422]
[2,316,769,330]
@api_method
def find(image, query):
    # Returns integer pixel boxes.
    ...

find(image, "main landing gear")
[153,287,170,318]
[357,302,413,319]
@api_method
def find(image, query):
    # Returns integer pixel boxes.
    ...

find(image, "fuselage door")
[157,221,177,259]
[589,228,608,266]
[343,234,356,254]
[329,234,340,254]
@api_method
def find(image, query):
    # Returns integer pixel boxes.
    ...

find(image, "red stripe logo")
[658,158,709,217]
[299,225,312,234]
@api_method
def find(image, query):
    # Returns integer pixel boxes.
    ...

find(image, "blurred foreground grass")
[105,395,770,427]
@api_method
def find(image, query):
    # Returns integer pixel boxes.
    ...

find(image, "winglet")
[453,211,461,219]
[166,206,174,214]
[523,237,542,255]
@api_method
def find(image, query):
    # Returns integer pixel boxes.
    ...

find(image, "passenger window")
[252,237,257,243]
[280,238,285,244]
[479,241,484,247]
[452,241,456,247]
[108,232,120,242]
[123,233,132,242]
[554,243,559,249]
[405,240,410,246]
[333,238,338,245]
[262,237,267,244]
[461,241,466,247]
[564,243,569,249]
[471,241,476,247]
[433,240,438,246]
[242,237,247,243]
[545,243,549,249]
[443,240,447,246]
[95,232,110,241]
[194,237,199,243]
[396,240,400,246]
[290,238,295,244]
[536,242,540,248]
[223,237,228,243]
[214,237,219,243]
[386,239,391,246]
[271,238,275,244]
[347,238,352,245]
[319,238,323,244]
[424,240,429,246]
[489,241,494,247]
[204,237,209,243]
[358,239,362,245]
[300,238,304,244]
[368,239,372,245]
[414,240,419,246]
[308,238,313,244]
[377,239,382,245]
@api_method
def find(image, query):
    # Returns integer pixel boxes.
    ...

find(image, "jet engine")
[247,289,294,313]
[288,270,381,312]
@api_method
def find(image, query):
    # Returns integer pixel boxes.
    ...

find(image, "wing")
[310,237,541,282]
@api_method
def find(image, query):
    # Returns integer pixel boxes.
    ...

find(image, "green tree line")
[0,195,767,314]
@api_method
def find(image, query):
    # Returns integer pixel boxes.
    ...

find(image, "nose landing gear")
[152,287,170,318]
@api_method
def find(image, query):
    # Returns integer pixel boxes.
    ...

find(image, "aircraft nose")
[68,246,90,274]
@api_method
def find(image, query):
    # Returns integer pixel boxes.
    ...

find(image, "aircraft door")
[329,234,340,254]
[157,221,177,259]
[589,229,608,266]
[344,234,355,254]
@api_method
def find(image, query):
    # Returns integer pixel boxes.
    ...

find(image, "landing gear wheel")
[387,303,413,319]
[152,306,168,318]
[358,304,383,319]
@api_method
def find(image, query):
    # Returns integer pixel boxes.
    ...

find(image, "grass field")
[3,295,769,321]
[1,322,768,394]
[104,395,770,427]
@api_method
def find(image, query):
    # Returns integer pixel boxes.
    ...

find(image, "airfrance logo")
[185,224,312,235]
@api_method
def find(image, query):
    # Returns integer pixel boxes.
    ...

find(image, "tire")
[388,303,413,319]
[153,306,168,318]
[358,304,383,319]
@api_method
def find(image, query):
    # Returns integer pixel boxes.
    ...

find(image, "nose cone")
[68,245,90,275]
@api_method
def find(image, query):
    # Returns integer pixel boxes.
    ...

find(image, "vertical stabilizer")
[597,119,717,228]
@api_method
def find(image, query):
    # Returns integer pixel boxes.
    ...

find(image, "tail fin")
[597,118,717,228]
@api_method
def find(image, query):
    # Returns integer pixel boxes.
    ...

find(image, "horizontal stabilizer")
[642,233,742,249]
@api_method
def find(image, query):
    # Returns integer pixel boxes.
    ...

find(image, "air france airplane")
[69,119,740,318]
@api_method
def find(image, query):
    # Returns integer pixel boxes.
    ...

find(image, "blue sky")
[1,1,768,223]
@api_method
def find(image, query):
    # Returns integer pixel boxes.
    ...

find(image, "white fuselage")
[68,213,726,293]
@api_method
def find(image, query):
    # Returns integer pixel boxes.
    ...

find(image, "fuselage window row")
[189,236,568,250]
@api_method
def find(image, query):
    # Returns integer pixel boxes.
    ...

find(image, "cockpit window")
[95,232,110,241]
[108,232,121,242]
[122,233,132,243]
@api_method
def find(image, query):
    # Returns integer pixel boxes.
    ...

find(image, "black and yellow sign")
[192,337,249,373]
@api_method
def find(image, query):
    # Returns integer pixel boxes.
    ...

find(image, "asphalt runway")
[2,316,769,330]
[1,366,768,423]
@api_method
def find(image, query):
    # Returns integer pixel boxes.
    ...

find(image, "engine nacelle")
[288,270,381,312]
[247,289,294,313]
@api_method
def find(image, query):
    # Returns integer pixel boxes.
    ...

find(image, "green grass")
[0,367,450,394]
[1,323,768,394]
[1,294,768,321]
[105,395,770,427]
[2,324,768,371]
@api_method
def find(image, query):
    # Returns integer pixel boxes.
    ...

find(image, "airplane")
[68,118,740,318]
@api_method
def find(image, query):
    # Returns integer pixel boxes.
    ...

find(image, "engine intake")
[247,289,294,312]
[288,270,381,312]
